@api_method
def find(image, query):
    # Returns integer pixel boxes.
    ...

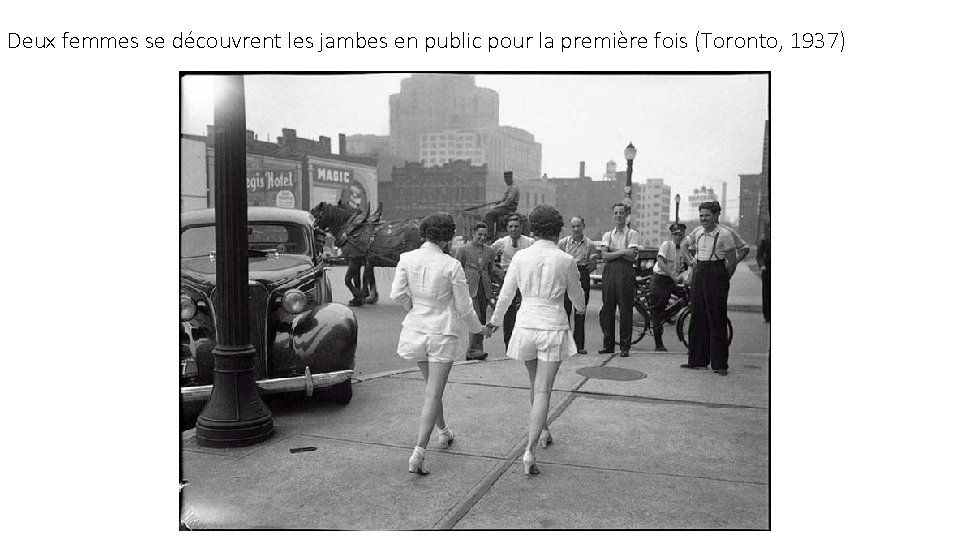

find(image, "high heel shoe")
[408,446,429,475]
[522,450,540,475]
[437,427,455,449]
[539,429,553,448]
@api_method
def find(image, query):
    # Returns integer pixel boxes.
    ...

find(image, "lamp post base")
[195,345,274,448]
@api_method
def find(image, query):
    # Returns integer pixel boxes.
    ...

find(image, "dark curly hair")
[419,212,457,244]
[528,205,564,237]
[698,201,721,215]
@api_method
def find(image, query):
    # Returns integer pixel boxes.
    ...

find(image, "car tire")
[329,380,353,404]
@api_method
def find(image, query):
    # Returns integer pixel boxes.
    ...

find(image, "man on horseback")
[484,171,520,238]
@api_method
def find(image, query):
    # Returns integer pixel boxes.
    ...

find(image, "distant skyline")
[181,73,768,221]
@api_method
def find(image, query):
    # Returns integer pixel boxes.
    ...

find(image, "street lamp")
[623,142,636,226]
[195,75,274,448]
[675,193,681,224]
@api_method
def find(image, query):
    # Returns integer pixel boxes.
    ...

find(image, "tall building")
[389,74,498,160]
[390,74,541,201]
[634,178,672,248]
[737,119,770,243]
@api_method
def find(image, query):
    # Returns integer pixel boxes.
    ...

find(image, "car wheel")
[329,380,353,404]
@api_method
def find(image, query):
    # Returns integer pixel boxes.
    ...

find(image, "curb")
[728,304,763,313]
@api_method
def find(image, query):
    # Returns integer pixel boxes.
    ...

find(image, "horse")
[311,202,421,306]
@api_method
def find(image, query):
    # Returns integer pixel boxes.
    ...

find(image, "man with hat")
[484,171,520,237]
[650,222,690,352]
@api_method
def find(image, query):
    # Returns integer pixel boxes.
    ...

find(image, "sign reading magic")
[313,165,352,186]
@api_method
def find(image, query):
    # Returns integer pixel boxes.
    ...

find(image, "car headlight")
[180,296,197,321]
[281,290,307,314]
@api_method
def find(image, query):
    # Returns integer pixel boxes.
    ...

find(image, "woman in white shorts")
[390,213,484,475]
[485,205,585,475]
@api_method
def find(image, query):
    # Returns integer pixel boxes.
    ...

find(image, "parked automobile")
[590,247,660,288]
[180,207,358,410]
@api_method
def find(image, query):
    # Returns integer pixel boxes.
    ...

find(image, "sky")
[181,73,768,221]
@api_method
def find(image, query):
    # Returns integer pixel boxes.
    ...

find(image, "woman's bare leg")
[526,360,561,453]
[416,361,453,449]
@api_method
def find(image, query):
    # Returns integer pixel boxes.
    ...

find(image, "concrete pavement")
[180,260,768,529]
[181,345,770,529]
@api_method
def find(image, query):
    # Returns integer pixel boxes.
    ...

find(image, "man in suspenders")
[680,202,738,375]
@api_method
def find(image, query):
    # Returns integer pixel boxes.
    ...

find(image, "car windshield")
[181,223,310,258]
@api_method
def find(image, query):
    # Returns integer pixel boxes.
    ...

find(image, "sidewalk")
[728,262,763,313]
[180,348,770,529]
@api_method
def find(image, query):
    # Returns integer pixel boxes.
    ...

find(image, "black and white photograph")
[178,72,770,530]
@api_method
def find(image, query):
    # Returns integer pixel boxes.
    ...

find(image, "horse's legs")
[362,260,378,304]
[345,258,364,306]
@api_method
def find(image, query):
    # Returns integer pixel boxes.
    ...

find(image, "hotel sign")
[246,169,300,208]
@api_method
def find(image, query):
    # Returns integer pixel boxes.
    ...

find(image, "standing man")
[599,203,642,357]
[558,216,597,354]
[484,171,520,237]
[491,214,534,348]
[455,223,502,360]
[650,222,689,352]
[757,227,771,323]
[681,201,738,375]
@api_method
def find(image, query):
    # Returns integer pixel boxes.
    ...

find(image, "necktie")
[512,238,518,249]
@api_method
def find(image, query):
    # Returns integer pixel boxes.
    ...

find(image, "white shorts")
[397,327,461,363]
[506,327,577,363]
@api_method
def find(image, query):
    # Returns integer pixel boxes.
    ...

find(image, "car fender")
[271,302,357,378]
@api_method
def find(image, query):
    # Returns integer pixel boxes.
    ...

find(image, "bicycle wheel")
[633,302,651,344]
[677,308,734,349]
[618,299,650,344]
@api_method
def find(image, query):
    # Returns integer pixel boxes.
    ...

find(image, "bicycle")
[627,275,733,348]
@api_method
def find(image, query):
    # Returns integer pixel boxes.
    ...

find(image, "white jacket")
[390,241,484,337]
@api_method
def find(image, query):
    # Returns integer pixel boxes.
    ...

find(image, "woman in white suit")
[484,205,585,475]
[390,213,484,475]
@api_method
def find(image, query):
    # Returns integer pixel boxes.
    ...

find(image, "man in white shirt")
[680,201,738,375]
[650,222,689,352]
[599,203,642,357]
[491,214,535,347]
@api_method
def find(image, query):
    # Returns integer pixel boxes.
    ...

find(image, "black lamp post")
[675,193,681,224]
[623,142,637,226]
[195,75,274,448]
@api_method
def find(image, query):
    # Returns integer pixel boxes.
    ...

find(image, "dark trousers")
[469,283,488,353]
[599,259,635,352]
[503,291,521,347]
[688,261,730,369]
[484,206,515,236]
[564,267,592,351]
[761,269,771,322]
[649,274,675,347]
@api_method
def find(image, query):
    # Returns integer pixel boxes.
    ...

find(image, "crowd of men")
[468,171,762,375]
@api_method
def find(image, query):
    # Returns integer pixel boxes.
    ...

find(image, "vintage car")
[589,247,661,288]
[180,207,358,408]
